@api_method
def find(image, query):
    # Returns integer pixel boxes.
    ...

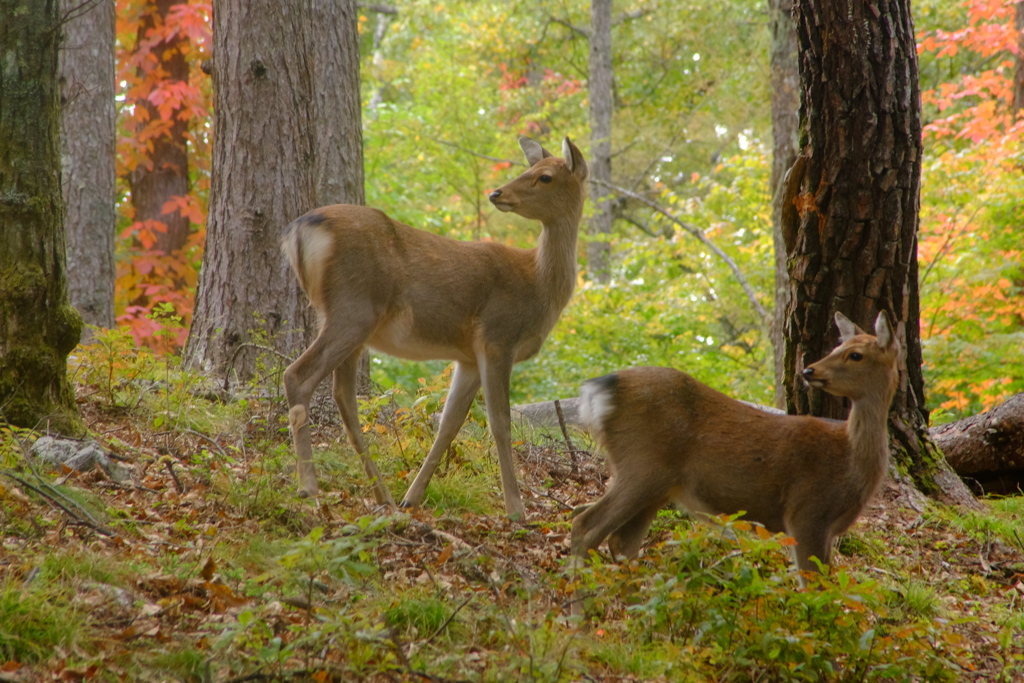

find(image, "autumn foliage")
[917,0,1024,418]
[115,0,212,352]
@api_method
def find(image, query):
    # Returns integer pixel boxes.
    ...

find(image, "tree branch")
[594,178,769,326]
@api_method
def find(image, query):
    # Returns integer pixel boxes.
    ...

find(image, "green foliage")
[571,517,967,682]
[215,517,395,677]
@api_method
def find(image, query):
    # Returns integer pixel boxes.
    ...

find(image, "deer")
[281,136,588,519]
[571,311,900,591]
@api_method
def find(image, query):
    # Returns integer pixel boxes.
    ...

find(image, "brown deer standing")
[572,311,899,583]
[281,136,588,519]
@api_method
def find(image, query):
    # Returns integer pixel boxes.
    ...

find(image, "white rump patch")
[579,381,615,432]
[299,227,334,307]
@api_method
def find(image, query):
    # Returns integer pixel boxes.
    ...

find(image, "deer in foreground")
[571,311,900,587]
[281,136,588,519]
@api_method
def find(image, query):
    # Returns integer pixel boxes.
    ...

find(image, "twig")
[424,595,473,644]
[553,399,579,477]
[1,471,116,537]
[182,428,229,460]
[593,178,769,326]
[164,459,185,494]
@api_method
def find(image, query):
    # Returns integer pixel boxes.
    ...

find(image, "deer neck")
[845,390,893,483]
[534,213,581,314]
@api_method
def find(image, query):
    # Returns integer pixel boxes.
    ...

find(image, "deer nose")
[489,189,502,201]
[802,367,815,379]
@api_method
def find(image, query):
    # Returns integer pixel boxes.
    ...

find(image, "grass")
[0,581,84,664]
[0,339,1022,681]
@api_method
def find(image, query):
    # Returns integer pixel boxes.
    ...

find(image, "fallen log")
[931,392,1024,496]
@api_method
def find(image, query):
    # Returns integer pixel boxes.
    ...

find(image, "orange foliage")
[917,0,1024,417]
[116,1,212,353]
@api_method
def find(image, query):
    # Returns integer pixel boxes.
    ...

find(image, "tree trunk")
[768,0,800,408]
[587,0,613,283]
[59,0,116,332]
[310,0,371,394]
[128,0,192,257]
[785,0,977,507]
[0,0,84,435]
[932,393,1024,496]
[185,1,326,380]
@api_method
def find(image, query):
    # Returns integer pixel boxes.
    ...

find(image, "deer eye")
[849,352,863,361]
[539,175,553,183]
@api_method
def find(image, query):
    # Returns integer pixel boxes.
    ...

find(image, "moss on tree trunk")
[0,0,84,436]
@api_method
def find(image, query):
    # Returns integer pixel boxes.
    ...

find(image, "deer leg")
[607,502,662,560]
[787,518,834,586]
[283,327,368,498]
[477,353,526,520]
[401,362,481,508]
[571,478,664,560]
[332,349,394,507]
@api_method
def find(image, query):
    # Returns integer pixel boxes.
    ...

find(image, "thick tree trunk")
[0,0,84,435]
[129,0,192,257]
[185,1,328,380]
[786,0,977,507]
[587,0,613,283]
[310,0,371,394]
[932,393,1024,496]
[768,0,800,408]
[59,0,116,332]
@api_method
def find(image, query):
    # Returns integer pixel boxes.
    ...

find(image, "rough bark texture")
[186,0,364,382]
[129,0,192,257]
[786,0,977,507]
[309,0,371,394]
[59,0,116,331]
[768,0,800,408]
[0,0,84,435]
[932,393,1024,496]
[587,0,613,283]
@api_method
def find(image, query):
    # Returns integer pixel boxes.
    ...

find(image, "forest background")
[110,0,1023,424]
[2,0,1023,680]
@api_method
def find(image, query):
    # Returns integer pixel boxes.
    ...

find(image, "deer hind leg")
[607,502,662,560]
[331,348,394,506]
[283,326,370,498]
[477,352,526,520]
[571,478,667,561]
[401,361,481,509]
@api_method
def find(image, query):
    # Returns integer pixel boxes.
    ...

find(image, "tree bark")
[129,0,192,258]
[587,0,613,283]
[0,0,84,435]
[932,393,1024,496]
[186,0,364,381]
[310,0,371,394]
[768,0,800,408]
[59,0,116,332]
[786,0,977,507]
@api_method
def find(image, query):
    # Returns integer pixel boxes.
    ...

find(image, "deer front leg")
[478,353,525,520]
[401,362,482,508]
[332,349,394,507]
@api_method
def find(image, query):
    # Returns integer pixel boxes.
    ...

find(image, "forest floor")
[1,356,1023,682]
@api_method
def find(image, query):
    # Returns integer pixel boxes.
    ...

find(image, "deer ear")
[834,312,860,343]
[873,311,895,348]
[562,137,589,181]
[519,137,551,166]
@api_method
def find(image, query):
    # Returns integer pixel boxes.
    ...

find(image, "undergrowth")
[0,328,1021,681]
